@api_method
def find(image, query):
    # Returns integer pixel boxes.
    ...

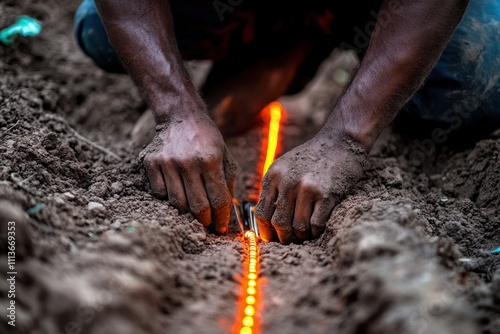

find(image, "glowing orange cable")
[234,101,284,334]
[236,231,260,334]
[262,102,283,177]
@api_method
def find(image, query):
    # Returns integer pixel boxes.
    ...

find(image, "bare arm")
[94,0,204,123]
[95,0,236,233]
[325,0,470,150]
[256,0,469,243]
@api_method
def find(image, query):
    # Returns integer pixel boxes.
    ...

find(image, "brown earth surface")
[0,1,499,334]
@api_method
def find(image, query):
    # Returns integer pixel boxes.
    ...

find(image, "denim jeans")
[75,0,500,135]
[401,0,500,137]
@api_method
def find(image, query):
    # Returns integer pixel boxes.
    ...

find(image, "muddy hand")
[141,115,237,234]
[255,135,367,244]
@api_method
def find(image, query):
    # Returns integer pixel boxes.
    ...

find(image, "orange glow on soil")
[234,102,285,334]
[234,231,261,334]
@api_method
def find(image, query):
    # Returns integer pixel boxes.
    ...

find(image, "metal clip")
[232,199,260,238]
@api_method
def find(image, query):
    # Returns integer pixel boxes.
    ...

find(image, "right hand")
[141,114,237,234]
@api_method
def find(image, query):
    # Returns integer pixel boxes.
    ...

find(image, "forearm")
[322,0,469,150]
[95,0,205,124]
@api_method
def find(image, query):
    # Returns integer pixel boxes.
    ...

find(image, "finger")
[292,191,314,240]
[182,171,211,228]
[145,161,167,198]
[255,175,279,242]
[223,148,237,197]
[310,198,336,238]
[202,168,232,234]
[271,191,296,245]
[160,163,188,213]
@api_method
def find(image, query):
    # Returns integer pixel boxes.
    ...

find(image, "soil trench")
[0,1,499,334]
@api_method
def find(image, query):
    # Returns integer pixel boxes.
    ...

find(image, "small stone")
[89,181,109,198]
[103,231,132,252]
[381,166,403,188]
[111,181,124,194]
[332,68,351,85]
[110,221,121,229]
[5,140,15,149]
[63,192,76,201]
[53,197,65,205]
[88,201,104,210]
[87,201,106,217]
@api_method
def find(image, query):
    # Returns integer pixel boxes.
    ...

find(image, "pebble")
[88,201,104,210]
[53,197,65,205]
[5,140,15,149]
[87,201,106,216]
[89,181,109,198]
[103,231,132,252]
[110,221,121,229]
[111,181,124,194]
[62,192,76,201]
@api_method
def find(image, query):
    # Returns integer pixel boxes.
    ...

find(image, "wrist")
[320,85,388,151]
[150,88,208,125]
[318,112,377,152]
[341,120,379,152]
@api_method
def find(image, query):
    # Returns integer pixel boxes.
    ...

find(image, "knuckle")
[272,219,290,230]
[272,213,291,230]
[299,178,321,195]
[254,203,266,219]
[151,188,166,198]
[198,152,220,167]
[211,193,232,211]
[310,219,326,230]
[321,194,332,202]
[274,195,290,211]
[191,200,210,215]
[148,153,173,168]
[266,165,282,179]
[292,221,308,232]
[143,155,156,169]
[169,197,185,210]
[173,157,189,168]
[159,154,174,165]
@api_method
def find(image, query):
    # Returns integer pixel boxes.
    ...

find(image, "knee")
[74,0,124,73]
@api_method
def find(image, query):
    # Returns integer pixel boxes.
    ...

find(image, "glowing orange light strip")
[234,102,285,334]
[262,102,283,177]
[236,230,260,334]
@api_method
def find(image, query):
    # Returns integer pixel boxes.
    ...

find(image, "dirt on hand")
[0,1,499,334]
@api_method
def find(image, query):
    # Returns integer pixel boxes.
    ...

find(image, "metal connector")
[232,199,260,238]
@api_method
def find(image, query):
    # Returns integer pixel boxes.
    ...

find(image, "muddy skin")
[0,1,499,334]
[140,115,237,234]
[255,137,368,244]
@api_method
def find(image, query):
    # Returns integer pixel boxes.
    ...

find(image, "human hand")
[141,115,237,234]
[255,135,367,244]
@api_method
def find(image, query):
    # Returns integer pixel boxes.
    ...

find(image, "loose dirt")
[0,1,499,334]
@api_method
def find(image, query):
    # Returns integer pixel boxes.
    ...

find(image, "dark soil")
[0,1,499,334]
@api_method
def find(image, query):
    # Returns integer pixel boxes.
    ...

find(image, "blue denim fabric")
[403,0,500,135]
[74,0,124,72]
[74,0,500,133]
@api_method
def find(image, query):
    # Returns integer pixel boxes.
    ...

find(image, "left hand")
[254,134,367,244]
